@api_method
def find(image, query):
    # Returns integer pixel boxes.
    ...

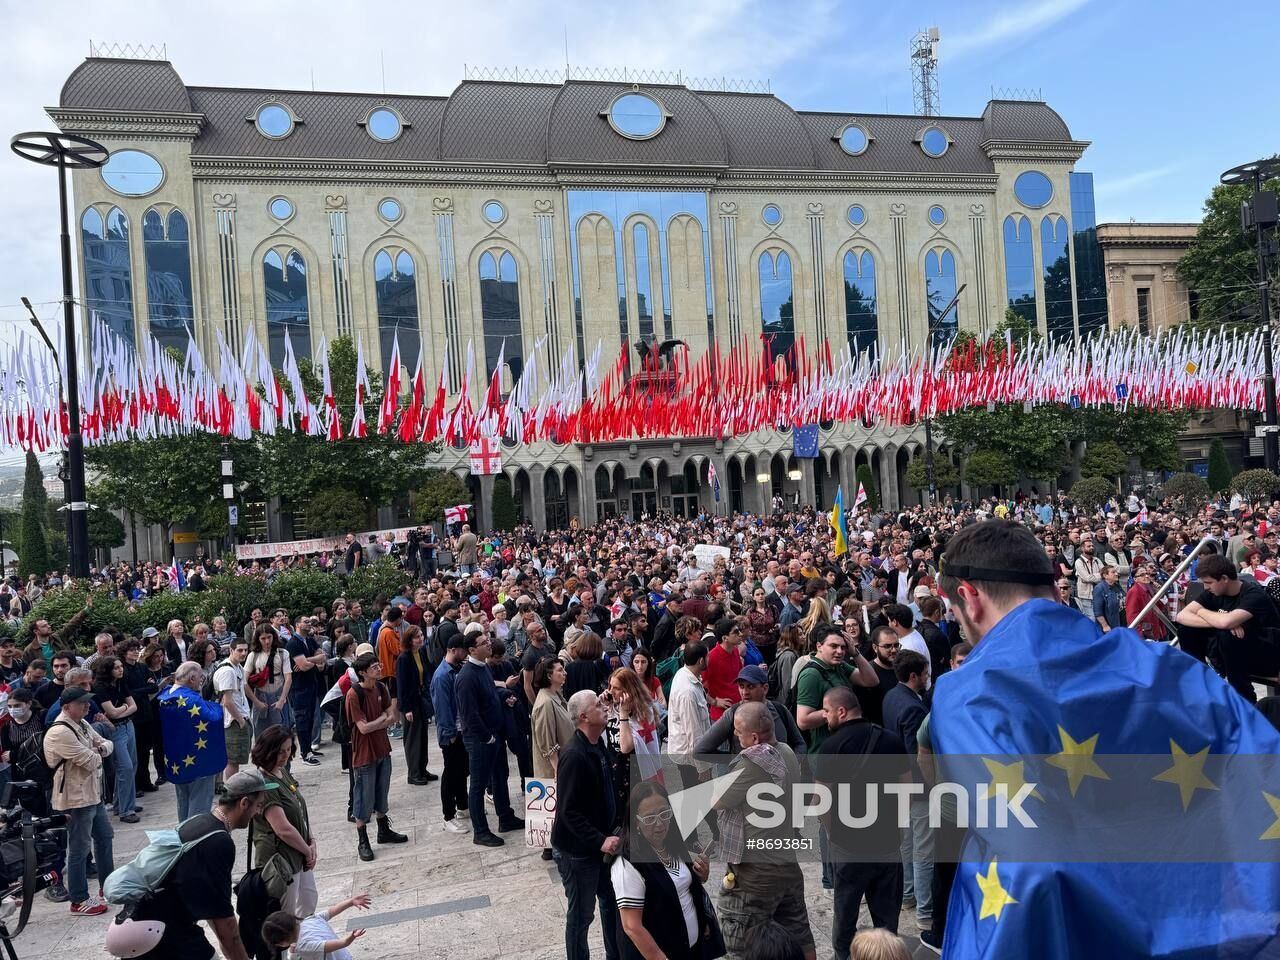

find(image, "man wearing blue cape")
[931,520,1280,958]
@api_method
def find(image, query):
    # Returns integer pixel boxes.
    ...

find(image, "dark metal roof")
[60,58,192,114]
[56,58,1078,172]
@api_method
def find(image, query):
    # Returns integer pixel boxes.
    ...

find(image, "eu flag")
[793,424,819,458]
[931,599,1280,958]
[158,684,227,784]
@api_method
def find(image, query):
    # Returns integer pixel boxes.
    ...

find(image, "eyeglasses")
[878,642,901,650]
[636,808,674,827]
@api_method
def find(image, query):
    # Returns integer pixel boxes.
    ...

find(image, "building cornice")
[716,170,999,193]
[981,138,1090,162]
[46,107,206,140]
[189,156,561,186]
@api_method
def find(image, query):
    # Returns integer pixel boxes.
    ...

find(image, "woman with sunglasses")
[610,779,721,960]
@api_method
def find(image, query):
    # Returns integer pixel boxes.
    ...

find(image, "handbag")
[697,883,726,958]
[246,667,270,690]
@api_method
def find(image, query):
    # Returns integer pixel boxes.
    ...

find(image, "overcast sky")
[0,0,1273,343]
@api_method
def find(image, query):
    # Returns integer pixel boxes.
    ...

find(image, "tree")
[1177,172,1280,330]
[1161,472,1212,513]
[904,456,959,491]
[413,472,472,524]
[1207,438,1233,493]
[1080,441,1127,480]
[18,452,49,577]
[304,488,374,536]
[855,463,879,511]
[964,449,1017,493]
[256,336,433,510]
[491,475,520,531]
[86,499,126,557]
[1231,468,1280,504]
[1069,476,1117,513]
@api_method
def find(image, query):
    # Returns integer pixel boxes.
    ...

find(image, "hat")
[222,769,278,800]
[355,642,375,658]
[913,585,932,599]
[446,632,470,650]
[60,686,93,706]
[463,622,486,638]
[141,626,159,639]
[736,664,768,685]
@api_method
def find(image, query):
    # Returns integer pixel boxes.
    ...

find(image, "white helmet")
[105,917,165,958]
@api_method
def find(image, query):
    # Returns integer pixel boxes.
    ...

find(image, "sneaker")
[310,740,323,752]
[389,725,402,739]
[301,755,321,766]
[473,831,504,847]
[44,883,69,903]
[497,816,525,833]
[442,818,467,834]
[119,813,140,824]
[70,898,108,916]
[920,927,943,954]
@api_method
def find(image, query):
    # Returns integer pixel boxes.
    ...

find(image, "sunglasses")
[637,808,674,827]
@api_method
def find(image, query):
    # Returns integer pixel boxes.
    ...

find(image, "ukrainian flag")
[830,485,849,556]
[932,599,1280,958]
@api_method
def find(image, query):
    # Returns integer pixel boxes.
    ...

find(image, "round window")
[269,197,294,221]
[1014,171,1054,208]
[838,125,869,156]
[378,198,402,223]
[928,205,946,227]
[483,201,506,225]
[256,103,294,139]
[762,204,782,227]
[366,108,402,142]
[100,150,164,197]
[607,93,664,139]
[847,205,866,228]
[920,127,948,157]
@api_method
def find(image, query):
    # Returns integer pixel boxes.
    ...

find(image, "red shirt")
[703,642,744,721]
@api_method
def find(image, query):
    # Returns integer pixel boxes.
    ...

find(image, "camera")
[0,781,67,953]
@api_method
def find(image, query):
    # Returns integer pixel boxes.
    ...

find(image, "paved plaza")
[10,732,931,960]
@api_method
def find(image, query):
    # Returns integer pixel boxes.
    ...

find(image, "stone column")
[476,474,496,534]
[577,461,597,527]
[880,451,899,511]
[528,464,547,533]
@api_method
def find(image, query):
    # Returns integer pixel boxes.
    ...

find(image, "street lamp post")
[11,131,109,577]
[1221,158,1280,471]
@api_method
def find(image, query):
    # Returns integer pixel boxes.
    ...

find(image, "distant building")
[1097,221,1254,474]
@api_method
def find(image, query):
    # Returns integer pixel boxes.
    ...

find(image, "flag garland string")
[0,319,1268,453]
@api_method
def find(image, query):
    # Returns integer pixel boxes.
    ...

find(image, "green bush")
[1080,441,1127,480]
[491,475,520,531]
[124,591,207,636]
[1231,468,1280,504]
[344,557,406,608]
[854,464,879,511]
[304,488,373,536]
[1161,472,1212,513]
[413,471,472,524]
[266,569,344,618]
[200,573,273,633]
[1207,438,1233,493]
[20,587,131,649]
[964,449,1018,492]
[904,456,959,491]
[1069,476,1117,513]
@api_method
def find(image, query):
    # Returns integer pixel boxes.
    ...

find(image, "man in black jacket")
[551,689,620,960]
[453,631,523,846]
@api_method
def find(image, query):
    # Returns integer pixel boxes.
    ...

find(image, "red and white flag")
[854,483,868,508]
[444,503,471,525]
[468,437,502,475]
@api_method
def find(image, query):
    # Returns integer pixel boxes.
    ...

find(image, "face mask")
[9,706,30,722]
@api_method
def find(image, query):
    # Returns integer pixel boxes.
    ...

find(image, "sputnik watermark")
[741,781,1039,833]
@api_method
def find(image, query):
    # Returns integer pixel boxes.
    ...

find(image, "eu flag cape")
[931,599,1280,959]
[158,684,226,784]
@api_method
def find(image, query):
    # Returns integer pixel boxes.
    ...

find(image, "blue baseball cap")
[736,665,768,686]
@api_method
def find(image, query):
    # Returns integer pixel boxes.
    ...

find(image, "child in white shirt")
[262,893,372,960]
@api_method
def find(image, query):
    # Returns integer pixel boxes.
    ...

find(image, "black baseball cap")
[60,687,93,706]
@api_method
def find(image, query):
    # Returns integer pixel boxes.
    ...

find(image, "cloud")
[1094,163,1181,198]
[946,0,1092,60]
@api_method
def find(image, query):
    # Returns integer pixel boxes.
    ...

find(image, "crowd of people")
[2,486,1279,959]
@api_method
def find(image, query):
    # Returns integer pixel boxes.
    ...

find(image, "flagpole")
[1131,535,1213,639]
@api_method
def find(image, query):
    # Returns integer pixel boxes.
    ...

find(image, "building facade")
[52,56,1106,539]
[1097,221,1255,472]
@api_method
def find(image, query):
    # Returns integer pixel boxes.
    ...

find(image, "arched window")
[81,206,134,347]
[1003,214,1037,324]
[142,208,194,354]
[632,222,655,343]
[759,251,794,366]
[1041,214,1074,343]
[479,251,523,390]
[374,249,420,373]
[263,249,310,367]
[925,248,959,347]
[842,249,878,361]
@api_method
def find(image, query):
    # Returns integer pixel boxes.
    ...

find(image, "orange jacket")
[378,624,403,679]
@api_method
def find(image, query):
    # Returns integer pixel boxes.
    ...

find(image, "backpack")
[102,817,224,912]
[201,660,231,704]
[783,659,821,717]
[766,649,793,702]
[656,648,683,700]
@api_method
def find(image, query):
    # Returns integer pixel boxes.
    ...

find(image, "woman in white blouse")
[610,780,721,960]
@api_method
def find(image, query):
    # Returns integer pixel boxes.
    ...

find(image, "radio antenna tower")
[911,27,940,116]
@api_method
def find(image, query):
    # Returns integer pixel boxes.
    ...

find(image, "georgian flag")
[445,504,471,525]
[854,483,869,508]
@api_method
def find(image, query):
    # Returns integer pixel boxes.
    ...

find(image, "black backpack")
[201,661,230,704]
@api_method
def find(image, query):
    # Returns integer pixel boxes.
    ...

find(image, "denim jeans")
[900,800,934,922]
[62,803,114,904]
[352,755,392,823]
[252,695,291,737]
[290,685,318,757]
[108,720,137,818]
[462,734,514,835]
[553,850,619,960]
[175,775,217,822]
